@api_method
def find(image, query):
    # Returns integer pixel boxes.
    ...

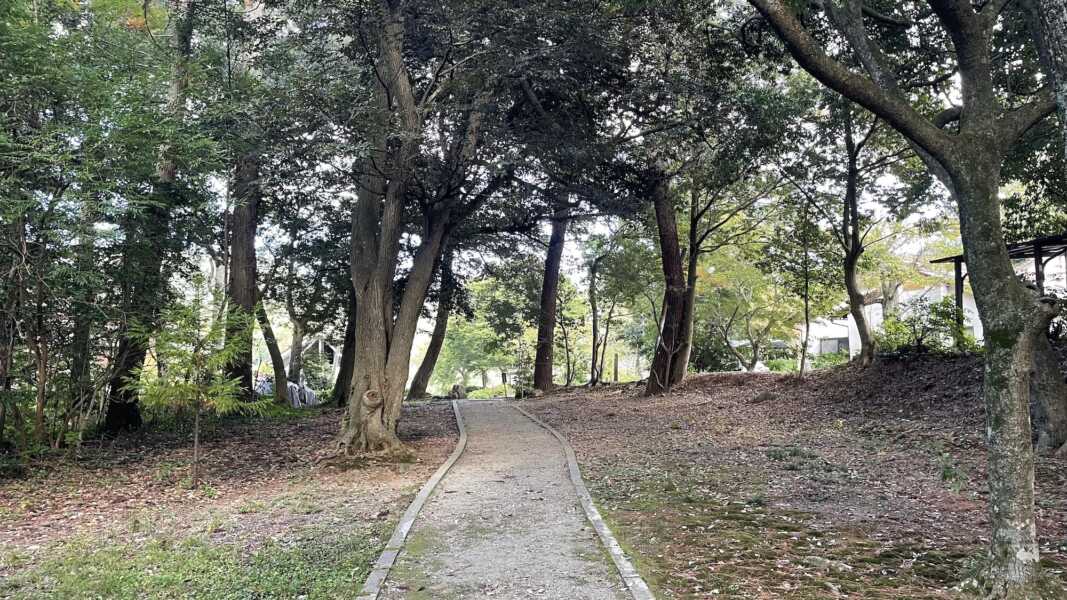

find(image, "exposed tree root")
[959,555,1067,600]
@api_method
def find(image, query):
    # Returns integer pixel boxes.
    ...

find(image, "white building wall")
[805,256,1067,356]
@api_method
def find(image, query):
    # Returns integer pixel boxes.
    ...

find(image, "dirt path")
[380,399,629,600]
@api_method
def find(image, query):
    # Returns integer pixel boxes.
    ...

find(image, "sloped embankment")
[520,356,1067,599]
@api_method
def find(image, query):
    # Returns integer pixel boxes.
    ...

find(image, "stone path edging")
[356,399,468,600]
[510,403,656,600]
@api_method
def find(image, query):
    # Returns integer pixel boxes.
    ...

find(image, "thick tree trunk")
[953,154,1049,596]
[288,320,305,384]
[409,271,453,400]
[533,210,569,391]
[254,299,288,404]
[1031,334,1067,451]
[226,152,259,401]
[104,204,170,433]
[669,252,699,385]
[341,226,446,455]
[105,0,194,434]
[845,253,875,366]
[744,5,1058,591]
[646,168,685,396]
[332,292,356,407]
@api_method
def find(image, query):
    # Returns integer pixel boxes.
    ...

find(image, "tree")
[746,1,1062,594]
[702,248,801,372]
[1031,0,1067,167]
[104,0,199,434]
[128,277,268,487]
[408,248,457,400]
[532,209,570,391]
[781,90,913,367]
[759,191,841,375]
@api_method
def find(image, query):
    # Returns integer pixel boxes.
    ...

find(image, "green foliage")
[129,277,270,421]
[698,247,803,369]
[301,351,333,393]
[811,350,849,370]
[468,384,510,399]
[689,331,741,373]
[875,297,980,355]
[765,358,798,373]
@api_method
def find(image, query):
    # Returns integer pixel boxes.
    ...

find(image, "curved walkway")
[377,399,640,599]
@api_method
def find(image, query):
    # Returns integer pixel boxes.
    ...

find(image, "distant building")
[806,252,1067,359]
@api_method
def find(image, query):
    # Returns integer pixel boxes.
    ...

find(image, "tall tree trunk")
[104,205,169,433]
[844,253,875,366]
[332,291,357,407]
[599,301,615,379]
[952,152,1050,595]
[288,319,305,384]
[335,0,420,455]
[341,219,447,455]
[1031,334,1067,451]
[1033,0,1067,455]
[840,118,876,368]
[588,256,601,385]
[533,209,569,391]
[409,273,453,400]
[254,295,287,405]
[104,0,196,434]
[669,250,699,385]
[1033,0,1067,167]
[646,167,685,396]
[226,153,259,401]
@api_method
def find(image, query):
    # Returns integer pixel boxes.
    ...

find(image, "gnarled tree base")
[322,390,409,463]
[962,557,1067,600]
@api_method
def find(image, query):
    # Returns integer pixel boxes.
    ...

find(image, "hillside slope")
[521,356,1067,599]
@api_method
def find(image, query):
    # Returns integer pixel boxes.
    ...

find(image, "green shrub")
[469,384,509,399]
[876,297,980,355]
[811,350,849,370]
[765,358,797,373]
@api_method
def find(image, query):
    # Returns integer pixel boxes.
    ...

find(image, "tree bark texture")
[669,249,699,385]
[841,120,876,367]
[588,255,602,385]
[533,210,569,391]
[1034,0,1067,166]
[288,319,305,383]
[337,0,445,455]
[254,295,288,405]
[646,167,685,396]
[331,291,357,407]
[409,251,455,400]
[226,152,259,400]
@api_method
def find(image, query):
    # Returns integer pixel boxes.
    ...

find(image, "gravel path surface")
[380,399,629,600]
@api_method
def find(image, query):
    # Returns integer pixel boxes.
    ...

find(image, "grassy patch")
[1,520,389,599]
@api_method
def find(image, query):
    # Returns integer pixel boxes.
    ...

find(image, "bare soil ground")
[0,402,458,598]
[519,356,1067,599]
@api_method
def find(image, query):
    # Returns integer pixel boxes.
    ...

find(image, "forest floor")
[0,401,458,599]
[519,355,1067,599]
